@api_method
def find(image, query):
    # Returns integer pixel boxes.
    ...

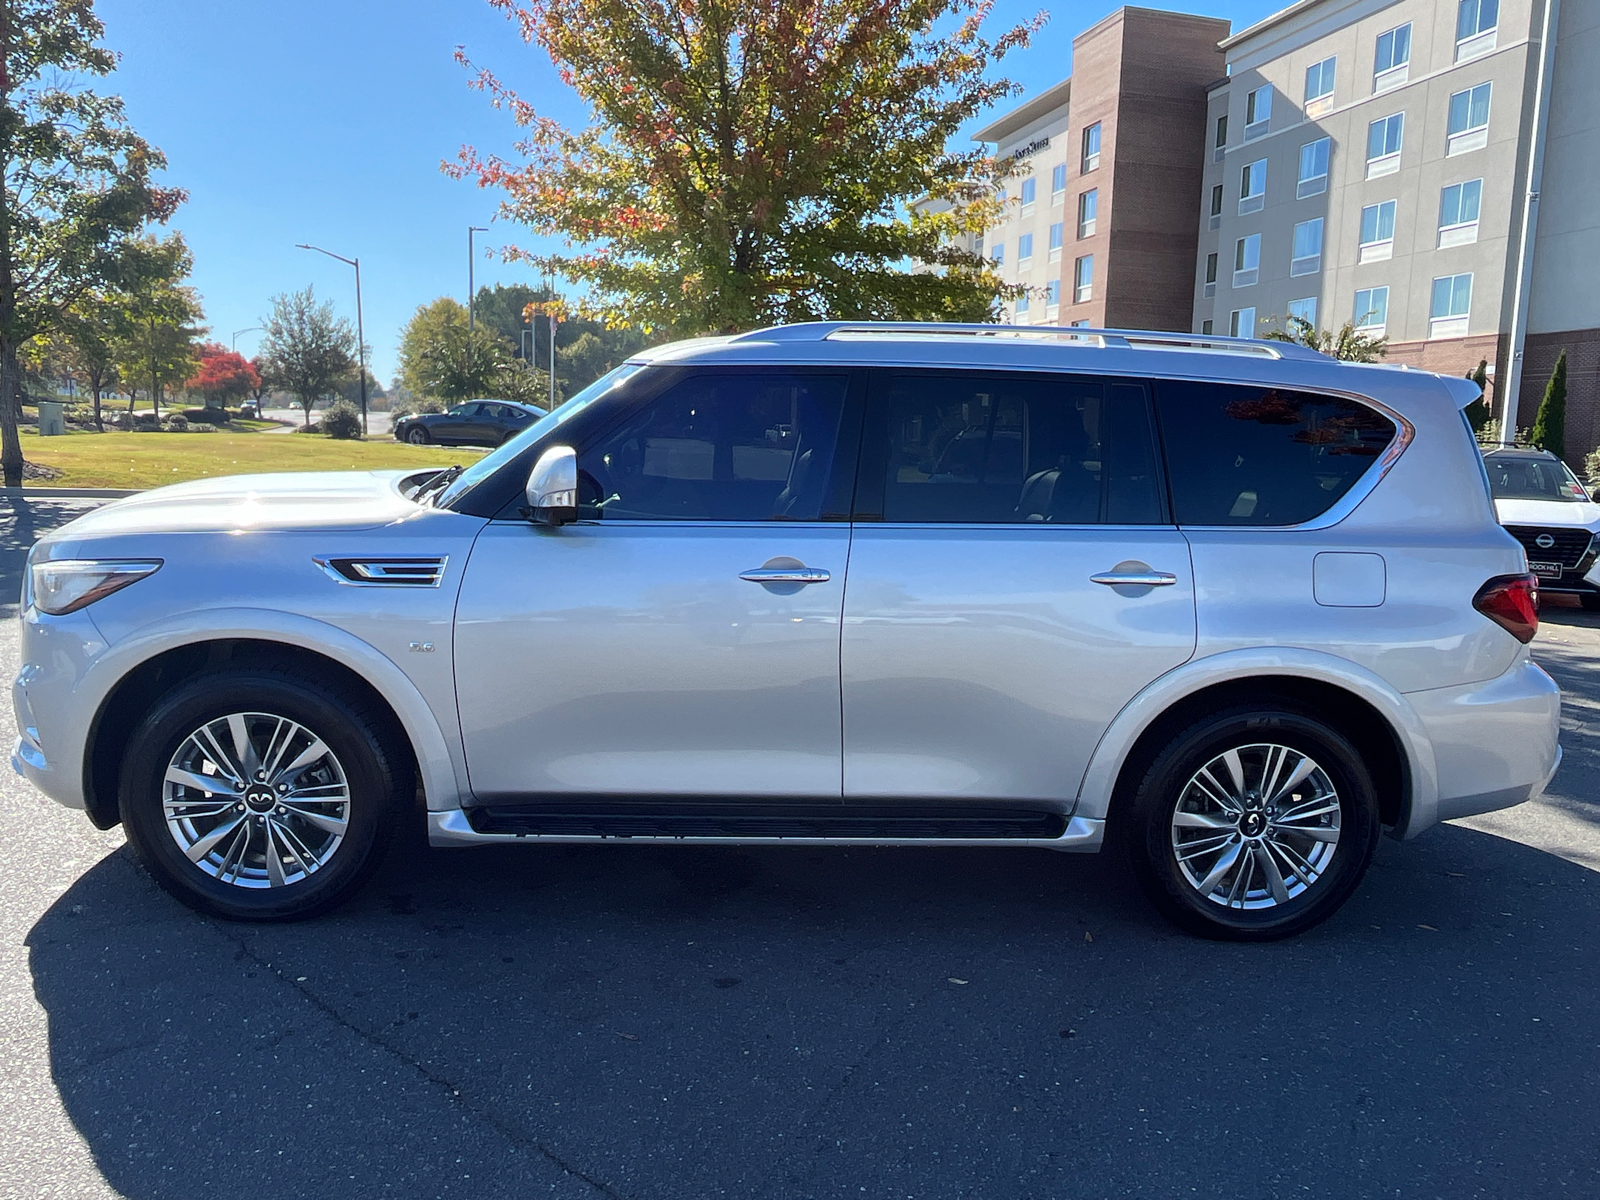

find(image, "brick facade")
[1518,328,1600,467]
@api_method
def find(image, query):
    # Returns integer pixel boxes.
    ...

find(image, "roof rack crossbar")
[726,321,1326,360]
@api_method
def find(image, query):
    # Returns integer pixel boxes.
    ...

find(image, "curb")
[0,488,140,499]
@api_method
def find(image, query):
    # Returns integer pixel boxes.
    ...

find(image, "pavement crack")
[218,929,626,1199]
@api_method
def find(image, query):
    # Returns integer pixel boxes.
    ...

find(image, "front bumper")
[1402,655,1562,834]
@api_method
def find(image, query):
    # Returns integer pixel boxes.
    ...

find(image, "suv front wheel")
[1125,705,1380,940]
[119,668,409,921]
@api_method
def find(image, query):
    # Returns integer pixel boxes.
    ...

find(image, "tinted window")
[1154,381,1396,525]
[879,373,1163,524]
[1484,455,1587,502]
[577,372,847,521]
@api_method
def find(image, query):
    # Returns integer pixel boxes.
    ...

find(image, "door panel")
[841,526,1195,802]
[456,523,850,799]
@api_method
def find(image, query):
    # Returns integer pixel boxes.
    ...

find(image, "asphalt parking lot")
[2,496,1598,1199]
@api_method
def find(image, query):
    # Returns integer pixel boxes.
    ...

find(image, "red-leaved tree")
[188,343,260,408]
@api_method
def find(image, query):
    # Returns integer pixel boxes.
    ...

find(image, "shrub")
[1529,350,1568,460]
[293,421,322,434]
[1584,447,1600,494]
[391,393,445,418]
[321,399,363,440]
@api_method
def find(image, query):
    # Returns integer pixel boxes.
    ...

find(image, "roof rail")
[725,321,1328,361]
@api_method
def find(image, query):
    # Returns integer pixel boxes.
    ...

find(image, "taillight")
[1473,573,1539,643]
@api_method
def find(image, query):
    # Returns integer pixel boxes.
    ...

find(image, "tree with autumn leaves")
[452,0,1038,334]
[188,344,260,409]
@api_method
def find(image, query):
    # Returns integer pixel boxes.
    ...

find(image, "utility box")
[37,401,65,437]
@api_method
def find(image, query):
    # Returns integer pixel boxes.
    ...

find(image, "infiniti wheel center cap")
[245,787,276,813]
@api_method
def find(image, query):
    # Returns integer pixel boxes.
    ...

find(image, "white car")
[12,323,1563,940]
[1484,448,1600,610]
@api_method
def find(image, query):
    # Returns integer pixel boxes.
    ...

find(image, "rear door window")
[1153,381,1397,525]
[577,371,849,521]
[873,372,1165,524]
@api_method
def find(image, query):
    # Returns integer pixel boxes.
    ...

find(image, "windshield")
[1485,455,1590,502]
[433,362,647,509]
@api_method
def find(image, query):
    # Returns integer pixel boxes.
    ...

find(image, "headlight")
[30,559,162,616]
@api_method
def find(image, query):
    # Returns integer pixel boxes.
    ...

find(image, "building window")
[1045,279,1061,317]
[1073,255,1094,303]
[1354,286,1389,334]
[1244,85,1272,140]
[1018,232,1034,265]
[1213,113,1228,162]
[1304,56,1336,107]
[1229,307,1257,337]
[1457,0,1498,60]
[1209,183,1224,229]
[1358,199,1397,262]
[1015,293,1030,316]
[1438,179,1483,247]
[1239,158,1267,214]
[1019,176,1036,214]
[1430,272,1473,337]
[1204,251,1218,298]
[1078,189,1098,238]
[1298,137,1330,198]
[1365,112,1403,178]
[1202,319,1215,335]
[1051,163,1067,198]
[1233,234,1260,288]
[1288,297,1318,327]
[1081,122,1101,172]
[1049,221,1064,262]
[1374,23,1411,90]
[991,242,1003,266]
[1291,218,1323,276]
[1447,83,1492,155]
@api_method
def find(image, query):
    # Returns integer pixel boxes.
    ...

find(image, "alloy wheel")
[1170,743,1341,910]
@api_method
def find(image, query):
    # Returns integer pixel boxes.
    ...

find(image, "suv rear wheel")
[119,668,409,921]
[1124,705,1380,940]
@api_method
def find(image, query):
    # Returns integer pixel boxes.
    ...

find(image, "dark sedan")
[394,400,545,447]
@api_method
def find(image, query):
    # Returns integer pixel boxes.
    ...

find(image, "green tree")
[1263,315,1387,362]
[0,0,184,483]
[1463,359,1492,432]
[474,283,651,392]
[398,296,553,403]
[450,0,1036,334]
[259,287,357,426]
[57,292,122,430]
[1530,349,1568,459]
[113,233,205,417]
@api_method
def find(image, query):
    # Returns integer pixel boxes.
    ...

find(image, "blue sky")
[101,0,1282,384]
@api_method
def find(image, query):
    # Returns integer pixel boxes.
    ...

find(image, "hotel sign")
[1009,136,1051,162]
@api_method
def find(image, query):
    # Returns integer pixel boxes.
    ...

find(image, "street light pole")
[294,243,368,436]
[231,326,262,352]
[468,227,489,330]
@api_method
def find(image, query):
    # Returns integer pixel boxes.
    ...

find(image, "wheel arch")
[1079,651,1441,842]
[80,620,465,830]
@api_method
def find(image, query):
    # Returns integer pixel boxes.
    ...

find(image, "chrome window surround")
[315,557,449,587]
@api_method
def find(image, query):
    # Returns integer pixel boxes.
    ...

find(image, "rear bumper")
[1400,656,1561,837]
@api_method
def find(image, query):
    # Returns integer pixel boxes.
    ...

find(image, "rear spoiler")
[1440,374,1488,411]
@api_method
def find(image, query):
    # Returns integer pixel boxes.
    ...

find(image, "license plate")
[1529,561,1563,579]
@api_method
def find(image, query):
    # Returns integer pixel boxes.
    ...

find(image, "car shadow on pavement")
[26,825,1600,1199]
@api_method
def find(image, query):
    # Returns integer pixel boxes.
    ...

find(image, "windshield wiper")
[413,465,464,506]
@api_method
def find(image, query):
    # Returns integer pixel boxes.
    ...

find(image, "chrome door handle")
[740,566,831,584]
[1091,570,1178,587]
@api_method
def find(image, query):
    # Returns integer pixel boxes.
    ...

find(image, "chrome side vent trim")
[315,557,448,587]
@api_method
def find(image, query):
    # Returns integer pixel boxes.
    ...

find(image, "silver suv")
[13,323,1561,939]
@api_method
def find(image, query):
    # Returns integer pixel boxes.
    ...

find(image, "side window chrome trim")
[1172,385,1415,532]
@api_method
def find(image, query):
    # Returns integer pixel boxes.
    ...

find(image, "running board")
[428,805,1104,851]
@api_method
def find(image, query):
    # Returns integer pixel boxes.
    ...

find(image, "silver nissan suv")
[13,323,1561,939]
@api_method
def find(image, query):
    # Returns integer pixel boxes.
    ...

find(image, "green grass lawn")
[20,429,478,490]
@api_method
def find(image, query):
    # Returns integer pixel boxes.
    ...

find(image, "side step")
[462,801,1068,841]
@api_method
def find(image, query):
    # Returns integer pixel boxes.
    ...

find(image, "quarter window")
[1153,382,1397,525]
[878,373,1164,525]
[576,372,848,521]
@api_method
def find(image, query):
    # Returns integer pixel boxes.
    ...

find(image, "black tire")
[118,668,410,921]
[1580,594,1600,612]
[406,427,430,445]
[1123,705,1380,941]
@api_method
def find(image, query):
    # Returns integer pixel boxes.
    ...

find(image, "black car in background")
[394,400,545,447]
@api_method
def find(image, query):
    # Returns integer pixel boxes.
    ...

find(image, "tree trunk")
[92,385,102,432]
[0,341,22,488]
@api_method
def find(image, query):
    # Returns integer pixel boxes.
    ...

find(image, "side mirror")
[525,445,578,526]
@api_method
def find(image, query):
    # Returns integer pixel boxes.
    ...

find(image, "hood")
[42,470,427,541]
[1494,497,1600,530]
